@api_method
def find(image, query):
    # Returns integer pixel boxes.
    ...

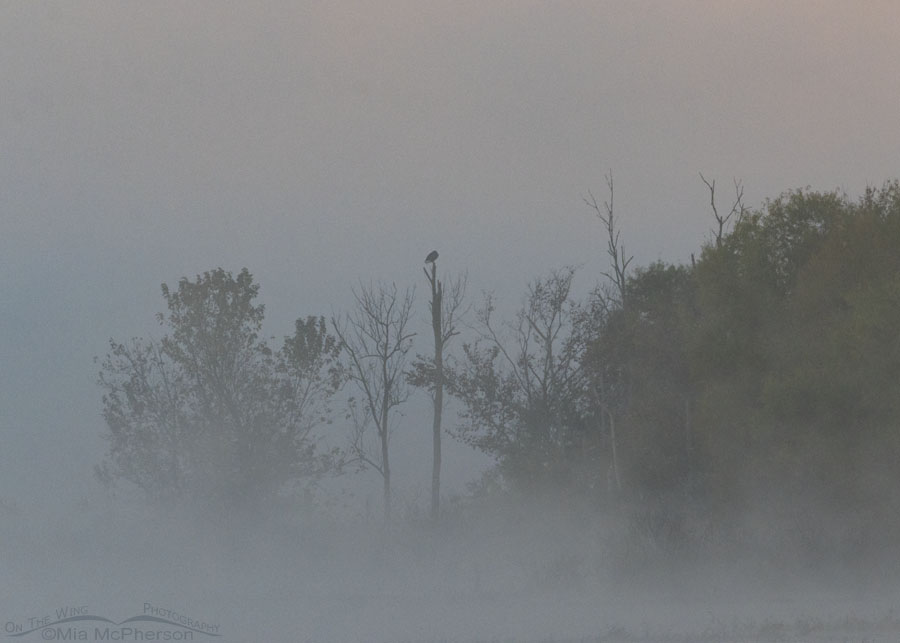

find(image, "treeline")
[448,181,900,523]
[97,181,900,545]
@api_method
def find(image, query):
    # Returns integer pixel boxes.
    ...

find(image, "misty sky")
[3,2,899,509]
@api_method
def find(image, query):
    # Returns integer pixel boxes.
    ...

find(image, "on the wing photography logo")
[5,604,220,640]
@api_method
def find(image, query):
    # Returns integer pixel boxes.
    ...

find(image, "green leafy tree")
[449,268,597,493]
[684,183,900,526]
[97,268,341,512]
[758,185,900,511]
[610,263,696,496]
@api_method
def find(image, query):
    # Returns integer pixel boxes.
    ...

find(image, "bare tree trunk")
[432,360,442,520]
[607,408,621,494]
[414,259,464,523]
[429,262,444,521]
[332,282,416,524]
[381,436,391,521]
[586,174,631,500]
[381,365,392,521]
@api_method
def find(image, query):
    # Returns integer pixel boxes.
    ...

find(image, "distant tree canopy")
[96,268,341,511]
[448,181,900,523]
[691,184,900,513]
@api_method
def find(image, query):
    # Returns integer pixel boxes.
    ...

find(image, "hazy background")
[3,1,899,514]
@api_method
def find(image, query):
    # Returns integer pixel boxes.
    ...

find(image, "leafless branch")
[585,171,632,307]
[700,172,745,246]
[331,281,415,520]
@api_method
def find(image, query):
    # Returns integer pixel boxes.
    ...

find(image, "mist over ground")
[4,488,900,642]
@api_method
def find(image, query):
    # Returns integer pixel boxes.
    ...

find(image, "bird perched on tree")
[425,250,439,264]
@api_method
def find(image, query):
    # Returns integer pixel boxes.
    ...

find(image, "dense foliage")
[97,268,341,511]
[449,182,900,541]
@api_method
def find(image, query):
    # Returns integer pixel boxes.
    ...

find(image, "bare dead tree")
[585,171,633,309]
[332,282,415,521]
[700,172,745,246]
[410,259,467,521]
[583,172,633,497]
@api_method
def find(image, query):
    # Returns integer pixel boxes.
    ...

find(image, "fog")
[4,490,900,641]
[4,2,900,641]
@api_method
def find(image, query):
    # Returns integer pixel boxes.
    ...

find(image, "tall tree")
[96,268,341,512]
[409,256,466,521]
[449,268,593,492]
[583,173,633,494]
[332,282,416,521]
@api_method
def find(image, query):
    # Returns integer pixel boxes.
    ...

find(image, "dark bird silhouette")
[425,250,439,264]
